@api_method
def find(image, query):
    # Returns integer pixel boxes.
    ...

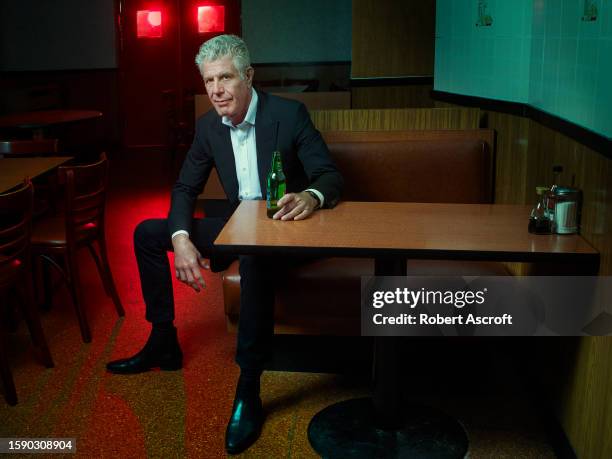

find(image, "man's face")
[201,55,253,125]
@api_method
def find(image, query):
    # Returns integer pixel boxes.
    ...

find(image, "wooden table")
[214,200,599,458]
[0,157,72,193]
[0,110,102,139]
[214,201,597,264]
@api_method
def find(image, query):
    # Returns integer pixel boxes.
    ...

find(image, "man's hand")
[273,191,318,221]
[172,234,208,292]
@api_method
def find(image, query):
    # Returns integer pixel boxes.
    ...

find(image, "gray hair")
[195,34,251,79]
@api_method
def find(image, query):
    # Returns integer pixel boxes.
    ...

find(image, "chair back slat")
[73,189,106,213]
[0,232,28,258]
[0,181,33,270]
[0,222,29,251]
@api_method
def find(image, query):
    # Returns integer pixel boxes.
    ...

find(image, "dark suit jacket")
[167,92,343,266]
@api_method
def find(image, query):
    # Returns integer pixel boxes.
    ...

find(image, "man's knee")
[134,218,169,250]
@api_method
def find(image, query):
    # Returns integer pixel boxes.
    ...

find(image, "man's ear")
[246,67,254,87]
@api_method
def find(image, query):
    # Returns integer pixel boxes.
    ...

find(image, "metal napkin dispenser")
[549,185,582,234]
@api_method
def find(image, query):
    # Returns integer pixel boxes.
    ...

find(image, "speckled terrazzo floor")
[0,152,558,458]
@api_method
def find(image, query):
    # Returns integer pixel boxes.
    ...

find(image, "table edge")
[213,243,600,264]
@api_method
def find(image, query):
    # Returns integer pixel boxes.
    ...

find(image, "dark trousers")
[134,218,277,371]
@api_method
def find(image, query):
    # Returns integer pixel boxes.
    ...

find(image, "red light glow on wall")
[197,5,225,33]
[137,10,163,38]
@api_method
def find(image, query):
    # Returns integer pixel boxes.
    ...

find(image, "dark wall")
[0,69,120,149]
[0,0,119,149]
[242,0,351,64]
[0,0,116,72]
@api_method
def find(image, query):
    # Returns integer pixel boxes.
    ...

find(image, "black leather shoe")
[106,327,183,374]
[225,392,264,454]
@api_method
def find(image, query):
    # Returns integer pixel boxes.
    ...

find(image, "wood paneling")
[486,112,530,205]
[322,128,492,145]
[351,85,434,109]
[310,108,480,132]
[554,337,612,459]
[351,0,435,78]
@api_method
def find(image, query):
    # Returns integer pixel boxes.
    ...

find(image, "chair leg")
[96,237,125,317]
[0,329,17,405]
[2,291,20,333]
[41,256,54,311]
[87,245,111,296]
[65,250,92,343]
[17,273,54,368]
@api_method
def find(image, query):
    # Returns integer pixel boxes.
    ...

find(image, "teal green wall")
[435,0,611,138]
[435,0,533,103]
[530,0,611,138]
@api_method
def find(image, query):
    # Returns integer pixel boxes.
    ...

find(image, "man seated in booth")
[106,34,343,454]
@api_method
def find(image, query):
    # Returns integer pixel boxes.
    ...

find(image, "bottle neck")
[271,151,282,170]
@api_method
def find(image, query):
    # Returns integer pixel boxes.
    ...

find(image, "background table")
[0,157,72,193]
[0,110,102,139]
[214,200,599,458]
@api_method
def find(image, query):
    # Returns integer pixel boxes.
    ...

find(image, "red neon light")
[197,5,225,33]
[137,10,162,38]
[147,11,162,27]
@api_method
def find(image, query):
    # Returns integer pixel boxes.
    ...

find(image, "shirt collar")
[222,88,258,129]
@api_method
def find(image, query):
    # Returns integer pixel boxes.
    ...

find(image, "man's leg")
[134,219,174,322]
[225,255,277,454]
[235,255,276,371]
[107,217,225,374]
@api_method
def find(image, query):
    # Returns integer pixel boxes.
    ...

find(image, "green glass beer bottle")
[266,151,286,218]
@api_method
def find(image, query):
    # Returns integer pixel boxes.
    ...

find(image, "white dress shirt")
[223,88,262,201]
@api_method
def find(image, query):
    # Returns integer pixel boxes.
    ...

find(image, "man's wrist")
[305,189,322,209]
[305,190,320,208]
[171,230,189,244]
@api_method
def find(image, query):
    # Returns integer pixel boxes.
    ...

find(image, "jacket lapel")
[212,118,239,200]
[255,94,277,196]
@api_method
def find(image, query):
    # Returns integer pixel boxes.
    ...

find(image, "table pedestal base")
[308,397,468,459]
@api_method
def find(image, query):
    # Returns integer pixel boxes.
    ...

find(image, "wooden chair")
[0,181,54,405]
[0,139,60,157]
[31,153,124,343]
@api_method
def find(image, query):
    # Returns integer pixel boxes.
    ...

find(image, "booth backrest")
[322,129,494,204]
